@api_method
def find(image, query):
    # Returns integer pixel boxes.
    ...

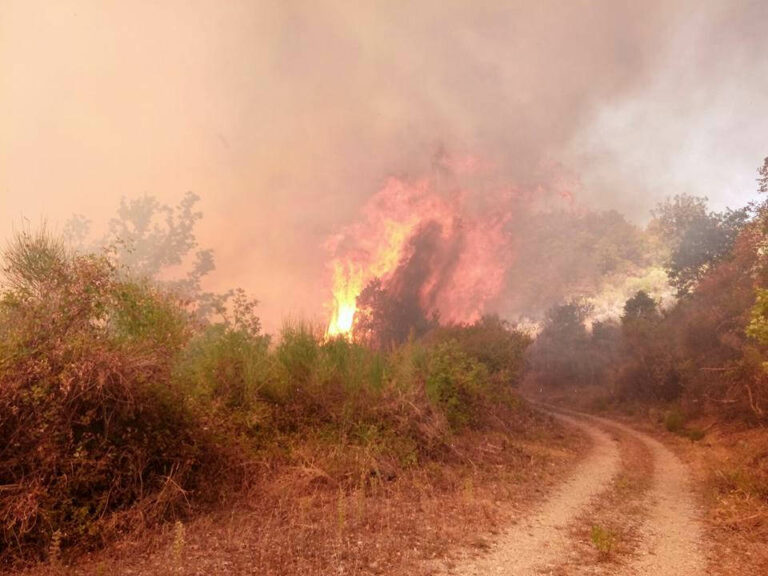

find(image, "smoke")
[1,1,766,331]
[325,156,576,336]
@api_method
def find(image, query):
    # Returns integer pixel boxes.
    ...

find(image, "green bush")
[664,408,685,433]
[176,324,271,410]
[590,524,617,557]
[428,315,531,385]
[425,340,489,430]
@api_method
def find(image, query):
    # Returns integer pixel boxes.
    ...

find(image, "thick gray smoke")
[2,1,767,330]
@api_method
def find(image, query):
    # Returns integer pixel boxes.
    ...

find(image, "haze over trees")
[530,158,768,420]
[3,157,768,570]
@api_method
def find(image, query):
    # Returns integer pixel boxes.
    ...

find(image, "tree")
[651,194,750,296]
[529,301,594,388]
[352,277,436,349]
[63,192,240,320]
[65,192,213,294]
[758,156,768,195]
[621,290,659,324]
[107,192,214,292]
[617,291,680,401]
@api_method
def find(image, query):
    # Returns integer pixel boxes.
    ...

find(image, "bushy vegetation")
[0,229,532,566]
[530,158,768,425]
[0,231,201,560]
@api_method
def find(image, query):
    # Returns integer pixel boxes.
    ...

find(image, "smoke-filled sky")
[2,1,767,330]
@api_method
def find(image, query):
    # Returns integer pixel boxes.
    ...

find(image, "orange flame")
[326,260,363,337]
[325,158,576,338]
[325,177,453,337]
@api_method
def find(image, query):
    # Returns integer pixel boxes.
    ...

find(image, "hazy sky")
[2,1,767,329]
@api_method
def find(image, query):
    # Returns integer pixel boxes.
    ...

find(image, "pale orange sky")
[2,1,767,331]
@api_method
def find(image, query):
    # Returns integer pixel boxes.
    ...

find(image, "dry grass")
[11,414,583,576]
[549,424,653,574]
[672,421,768,576]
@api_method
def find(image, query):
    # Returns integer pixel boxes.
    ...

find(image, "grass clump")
[590,524,617,558]
[664,408,685,433]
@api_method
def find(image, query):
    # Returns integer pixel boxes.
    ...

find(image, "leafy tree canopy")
[651,194,750,296]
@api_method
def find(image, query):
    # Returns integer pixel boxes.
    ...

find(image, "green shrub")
[176,324,271,409]
[276,320,320,387]
[664,408,685,433]
[111,281,191,353]
[425,340,489,430]
[428,315,531,385]
[683,427,706,441]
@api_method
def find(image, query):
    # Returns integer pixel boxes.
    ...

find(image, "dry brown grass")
[673,421,768,576]
[523,378,768,574]
[11,413,583,576]
[548,424,653,574]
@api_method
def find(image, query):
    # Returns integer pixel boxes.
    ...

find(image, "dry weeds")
[12,418,584,576]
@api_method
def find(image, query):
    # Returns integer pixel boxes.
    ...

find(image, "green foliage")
[621,290,658,324]
[664,408,685,433]
[683,427,706,441]
[425,340,489,430]
[746,288,768,346]
[651,194,750,296]
[112,281,191,352]
[276,320,321,387]
[176,323,271,411]
[428,315,531,385]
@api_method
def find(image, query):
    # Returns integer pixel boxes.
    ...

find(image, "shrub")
[0,232,205,562]
[176,324,271,411]
[664,408,685,433]
[427,315,531,385]
[0,230,537,566]
[425,340,489,430]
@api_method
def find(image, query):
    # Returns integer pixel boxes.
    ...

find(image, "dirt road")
[443,410,706,575]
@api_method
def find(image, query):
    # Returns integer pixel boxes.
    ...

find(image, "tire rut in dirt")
[445,413,621,575]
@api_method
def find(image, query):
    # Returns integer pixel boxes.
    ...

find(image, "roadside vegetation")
[529,157,768,574]
[0,200,572,573]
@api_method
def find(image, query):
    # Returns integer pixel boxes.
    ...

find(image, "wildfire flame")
[326,261,362,337]
[324,163,516,338]
[324,155,578,339]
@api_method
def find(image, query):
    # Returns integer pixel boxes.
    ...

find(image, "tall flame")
[324,157,574,338]
[326,261,363,337]
[325,177,454,337]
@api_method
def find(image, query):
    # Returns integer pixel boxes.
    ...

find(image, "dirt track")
[444,410,706,575]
